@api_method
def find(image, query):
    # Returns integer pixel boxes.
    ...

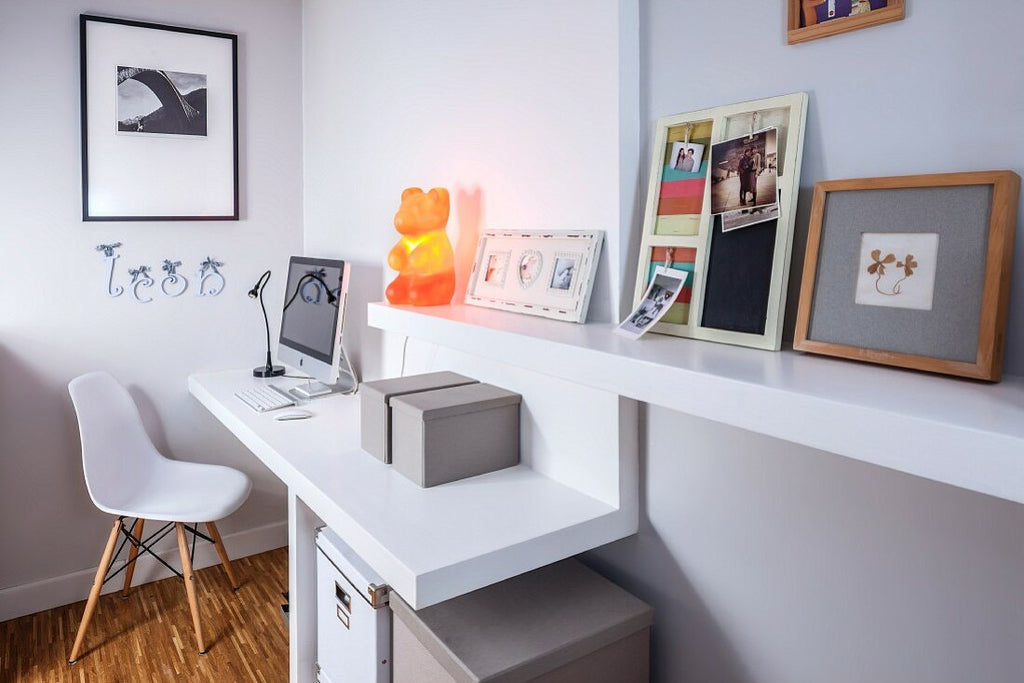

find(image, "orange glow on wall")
[386,187,456,306]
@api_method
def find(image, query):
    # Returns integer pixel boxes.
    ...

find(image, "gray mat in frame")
[807,185,992,363]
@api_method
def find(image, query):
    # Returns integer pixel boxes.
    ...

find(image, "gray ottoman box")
[390,383,521,488]
[391,558,654,682]
[360,372,478,463]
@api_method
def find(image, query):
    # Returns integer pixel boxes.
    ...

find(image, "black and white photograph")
[117,66,207,136]
[549,255,577,291]
[81,15,238,220]
[721,198,780,232]
[669,140,706,173]
[616,266,689,339]
[710,128,778,214]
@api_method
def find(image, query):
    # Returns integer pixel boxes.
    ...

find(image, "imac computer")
[277,256,358,398]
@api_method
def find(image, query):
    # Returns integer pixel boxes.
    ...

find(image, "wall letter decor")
[196,257,225,297]
[128,265,154,303]
[95,242,124,296]
[160,259,188,297]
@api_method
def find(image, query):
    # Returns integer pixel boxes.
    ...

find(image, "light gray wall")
[585,3,1024,682]
[0,0,301,612]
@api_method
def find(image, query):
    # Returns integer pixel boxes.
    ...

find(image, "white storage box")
[316,527,391,683]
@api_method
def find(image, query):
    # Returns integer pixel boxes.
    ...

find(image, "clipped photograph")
[616,267,689,339]
[669,141,706,173]
[710,128,778,214]
[117,66,208,136]
[721,199,780,232]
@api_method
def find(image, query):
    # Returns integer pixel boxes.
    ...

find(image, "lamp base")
[253,365,286,378]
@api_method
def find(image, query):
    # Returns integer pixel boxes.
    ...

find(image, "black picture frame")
[80,14,239,221]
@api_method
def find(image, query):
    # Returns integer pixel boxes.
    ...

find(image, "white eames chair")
[66,371,252,663]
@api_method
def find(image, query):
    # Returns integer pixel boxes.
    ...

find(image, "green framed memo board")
[631,92,809,350]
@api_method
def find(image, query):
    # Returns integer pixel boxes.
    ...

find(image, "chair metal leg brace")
[99,519,217,586]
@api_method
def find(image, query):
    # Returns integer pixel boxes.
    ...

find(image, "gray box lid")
[390,559,653,682]
[392,383,521,421]
[361,371,477,401]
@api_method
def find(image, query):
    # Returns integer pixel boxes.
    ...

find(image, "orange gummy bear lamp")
[385,187,456,306]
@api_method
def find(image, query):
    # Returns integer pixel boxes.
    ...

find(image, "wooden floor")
[0,547,289,682]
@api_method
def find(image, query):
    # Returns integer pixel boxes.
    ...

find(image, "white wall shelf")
[189,371,636,609]
[368,302,1024,504]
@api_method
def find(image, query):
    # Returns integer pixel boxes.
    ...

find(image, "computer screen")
[277,256,351,386]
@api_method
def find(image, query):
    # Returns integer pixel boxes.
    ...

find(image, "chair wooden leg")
[176,522,206,654]
[69,518,123,664]
[121,518,145,597]
[206,521,240,590]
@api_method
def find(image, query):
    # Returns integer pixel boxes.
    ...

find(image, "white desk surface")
[189,370,633,608]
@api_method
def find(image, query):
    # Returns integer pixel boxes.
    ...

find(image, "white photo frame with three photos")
[466,230,604,323]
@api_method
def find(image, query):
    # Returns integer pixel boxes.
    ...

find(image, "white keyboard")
[235,385,296,413]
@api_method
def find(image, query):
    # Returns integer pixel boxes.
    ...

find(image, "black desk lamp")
[249,270,285,377]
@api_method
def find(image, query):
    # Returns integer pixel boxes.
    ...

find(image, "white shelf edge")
[367,302,1024,504]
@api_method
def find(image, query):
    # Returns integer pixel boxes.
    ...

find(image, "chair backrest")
[68,371,163,510]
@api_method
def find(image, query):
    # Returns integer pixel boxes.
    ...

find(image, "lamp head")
[249,270,272,299]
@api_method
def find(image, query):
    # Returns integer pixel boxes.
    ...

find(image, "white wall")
[304,2,1024,683]
[635,1,1024,368]
[302,0,638,383]
[0,0,301,619]
[585,3,1024,682]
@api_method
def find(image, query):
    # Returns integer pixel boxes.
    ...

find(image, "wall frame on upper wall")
[632,92,808,351]
[80,14,239,221]
[787,0,905,44]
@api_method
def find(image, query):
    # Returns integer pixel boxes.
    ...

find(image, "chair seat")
[93,458,251,523]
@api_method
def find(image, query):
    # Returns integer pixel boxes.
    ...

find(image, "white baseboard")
[0,520,287,623]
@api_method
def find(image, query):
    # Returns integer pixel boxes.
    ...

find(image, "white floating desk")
[189,369,638,682]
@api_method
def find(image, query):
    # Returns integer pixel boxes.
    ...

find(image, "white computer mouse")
[274,409,314,421]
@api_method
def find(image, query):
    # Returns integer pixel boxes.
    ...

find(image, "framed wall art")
[466,230,604,323]
[80,15,239,221]
[793,171,1020,381]
[787,0,905,45]
[631,92,808,350]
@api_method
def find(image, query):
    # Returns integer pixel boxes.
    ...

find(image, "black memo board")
[700,216,778,335]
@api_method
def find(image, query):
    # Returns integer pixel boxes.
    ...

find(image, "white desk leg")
[289,490,321,683]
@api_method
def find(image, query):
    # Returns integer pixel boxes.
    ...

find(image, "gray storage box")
[390,383,521,488]
[391,559,654,683]
[360,372,477,463]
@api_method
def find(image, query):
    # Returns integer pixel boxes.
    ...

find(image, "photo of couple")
[670,141,706,173]
[709,128,778,215]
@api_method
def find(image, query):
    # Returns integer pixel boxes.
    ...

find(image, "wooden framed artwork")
[466,230,604,323]
[80,15,239,220]
[794,171,1020,381]
[631,92,808,350]
[787,0,905,44]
